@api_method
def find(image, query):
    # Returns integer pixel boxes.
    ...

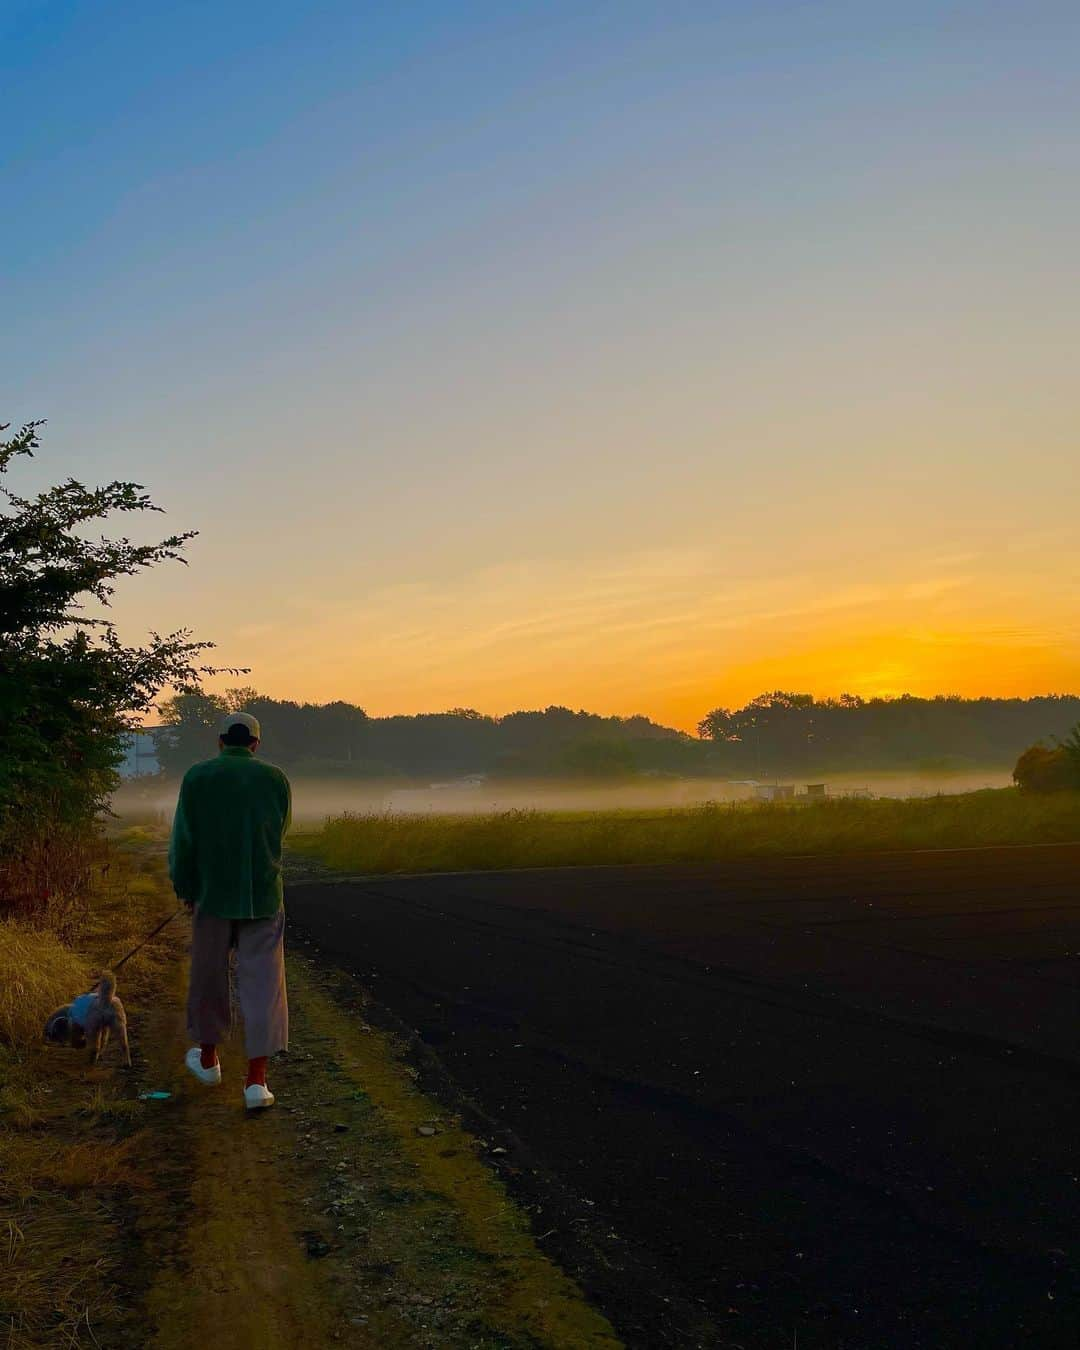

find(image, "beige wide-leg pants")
[186,906,289,1058]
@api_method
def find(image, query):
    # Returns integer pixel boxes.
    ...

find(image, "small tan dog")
[45,971,131,1067]
[84,972,131,1067]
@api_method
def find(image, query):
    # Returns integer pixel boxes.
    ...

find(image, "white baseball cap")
[219,711,261,739]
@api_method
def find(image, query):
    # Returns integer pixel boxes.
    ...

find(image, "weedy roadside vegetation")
[291,787,1080,877]
[0,841,180,1347]
[0,417,215,1342]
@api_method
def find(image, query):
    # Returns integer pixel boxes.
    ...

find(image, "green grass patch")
[290,788,1080,876]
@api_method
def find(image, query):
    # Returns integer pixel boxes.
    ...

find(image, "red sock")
[246,1056,268,1088]
[200,1043,217,1071]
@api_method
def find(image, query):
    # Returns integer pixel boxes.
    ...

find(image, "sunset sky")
[4,2,1079,730]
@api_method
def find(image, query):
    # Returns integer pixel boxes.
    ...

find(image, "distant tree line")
[697,690,1080,777]
[152,686,1080,782]
[153,689,704,780]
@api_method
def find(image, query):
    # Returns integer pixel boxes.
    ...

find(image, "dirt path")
[132,954,339,1349]
[128,953,620,1348]
[1,842,620,1348]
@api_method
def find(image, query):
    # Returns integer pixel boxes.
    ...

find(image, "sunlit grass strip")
[289,789,1080,877]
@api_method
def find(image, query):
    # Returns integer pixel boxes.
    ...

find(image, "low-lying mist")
[114,767,1013,827]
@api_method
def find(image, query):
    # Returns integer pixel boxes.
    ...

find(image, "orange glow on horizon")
[195,616,1080,737]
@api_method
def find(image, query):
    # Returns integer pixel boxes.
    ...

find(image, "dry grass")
[0,1196,119,1349]
[291,787,1080,877]
[0,1121,131,1347]
[0,920,92,1051]
[104,822,168,849]
[37,1138,146,1192]
[0,816,176,1056]
[0,842,182,1347]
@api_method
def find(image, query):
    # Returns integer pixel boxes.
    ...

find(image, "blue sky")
[4,2,1079,725]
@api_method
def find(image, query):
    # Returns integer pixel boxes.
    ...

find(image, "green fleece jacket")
[168,748,292,919]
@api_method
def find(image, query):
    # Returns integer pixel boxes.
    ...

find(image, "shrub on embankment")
[290,787,1080,876]
[0,418,215,928]
[1012,728,1080,794]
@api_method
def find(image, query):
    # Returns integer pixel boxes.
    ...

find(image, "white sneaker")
[244,1082,275,1111]
[184,1046,222,1086]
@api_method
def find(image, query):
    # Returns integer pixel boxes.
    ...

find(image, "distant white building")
[428,773,489,790]
[118,729,160,778]
[755,784,796,802]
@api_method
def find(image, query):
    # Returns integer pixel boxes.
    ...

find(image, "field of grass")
[289,787,1080,877]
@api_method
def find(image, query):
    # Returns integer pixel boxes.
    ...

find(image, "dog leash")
[111,906,185,972]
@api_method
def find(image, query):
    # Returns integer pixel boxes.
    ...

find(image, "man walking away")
[168,711,292,1110]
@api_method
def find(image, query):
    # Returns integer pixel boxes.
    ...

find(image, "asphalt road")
[287,843,1080,1348]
